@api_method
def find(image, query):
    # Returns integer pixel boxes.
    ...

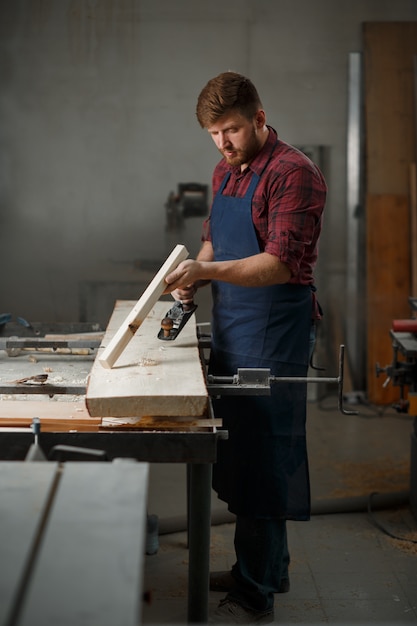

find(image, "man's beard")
[220,129,260,167]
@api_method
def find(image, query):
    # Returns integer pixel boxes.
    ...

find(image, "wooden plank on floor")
[86,300,208,418]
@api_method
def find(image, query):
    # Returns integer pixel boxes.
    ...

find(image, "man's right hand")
[167,284,197,306]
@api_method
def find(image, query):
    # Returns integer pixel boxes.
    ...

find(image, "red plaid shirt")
[202,126,327,286]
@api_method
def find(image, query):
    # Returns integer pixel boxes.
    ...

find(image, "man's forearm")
[196,240,214,262]
[199,252,291,287]
[165,249,291,292]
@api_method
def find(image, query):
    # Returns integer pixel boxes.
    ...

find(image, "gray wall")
[1,1,417,361]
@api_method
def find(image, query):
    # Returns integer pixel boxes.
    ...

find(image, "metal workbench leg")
[187,463,212,623]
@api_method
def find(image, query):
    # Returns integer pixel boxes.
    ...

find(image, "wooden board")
[0,400,101,431]
[99,244,189,368]
[0,400,90,419]
[410,163,417,297]
[366,194,410,404]
[364,22,417,194]
[363,23,417,403]
[86,300,208,418]
[100,415,221,431]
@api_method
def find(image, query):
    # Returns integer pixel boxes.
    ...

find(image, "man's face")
[207,110,265,169]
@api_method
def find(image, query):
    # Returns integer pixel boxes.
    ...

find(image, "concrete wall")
[1,1,416,361]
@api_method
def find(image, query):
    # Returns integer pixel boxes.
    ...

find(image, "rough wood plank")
[86,300,208,418]
[100,416,222,431]
[0,401,100,432]
[99,245,189,368]
[364,22,417,194]
[0,400,90,419]
[410,163,417,297]
[366,194,410,404]
[363,23,417,403]
[0,420,100,432]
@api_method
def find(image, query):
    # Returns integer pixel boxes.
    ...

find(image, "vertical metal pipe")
[346,52,366,391]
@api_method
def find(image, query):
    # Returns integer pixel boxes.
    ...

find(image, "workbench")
[0,460,148,626]
[0,301,222,624]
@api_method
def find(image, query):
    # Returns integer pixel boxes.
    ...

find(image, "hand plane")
[158,300,198,341]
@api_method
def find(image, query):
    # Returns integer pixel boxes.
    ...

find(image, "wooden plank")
[100,416,222,431]
[0,400,91,419]
[0,420,100,432]
[16,462,148,626]
[410,163,417,297]
[44,332,104,340]
[0,400,101,431]
[364,22,417,194]
[99,245,189,368]
[366,194,410,404]
[363,23,417,403]
[0,463,58,626]
[86,300,208,418]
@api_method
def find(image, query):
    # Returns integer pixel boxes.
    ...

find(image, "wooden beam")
[366,194,410,404]
[0,400,92,419]
[363,22,417,403]
[410,163,417,297]
[86,300,208,418]
[98,245,189,369]
[0,401,101,431]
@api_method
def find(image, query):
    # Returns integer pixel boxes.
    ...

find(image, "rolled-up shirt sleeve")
[259,165,325,280]
[201,214,211,242]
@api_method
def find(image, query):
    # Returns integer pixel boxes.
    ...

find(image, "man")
[165,71,326,624]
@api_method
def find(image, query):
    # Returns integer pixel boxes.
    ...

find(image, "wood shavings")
[137,357,159,366]
[375,508,417,555]
[102,417,142,427]
[11,374,49,385]
[389,536,417,555]
[319,457,410,498]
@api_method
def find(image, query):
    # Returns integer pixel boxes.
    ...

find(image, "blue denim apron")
[210,167,312,520]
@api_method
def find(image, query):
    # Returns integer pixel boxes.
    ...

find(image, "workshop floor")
[142,396,417,624]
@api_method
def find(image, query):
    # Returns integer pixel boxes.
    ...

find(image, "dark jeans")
[225,324,315,613]
[228,516,289,612]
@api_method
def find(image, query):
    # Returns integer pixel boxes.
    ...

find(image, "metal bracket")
[0,337,101,357]
[206,345,357,416]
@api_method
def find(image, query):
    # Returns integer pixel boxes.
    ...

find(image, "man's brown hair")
[196,71,263,128]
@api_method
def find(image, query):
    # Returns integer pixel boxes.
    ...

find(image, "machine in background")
[376,297,417,519]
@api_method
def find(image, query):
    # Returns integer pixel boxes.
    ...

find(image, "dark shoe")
[210,570,290,593]
[210,598,274,624]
